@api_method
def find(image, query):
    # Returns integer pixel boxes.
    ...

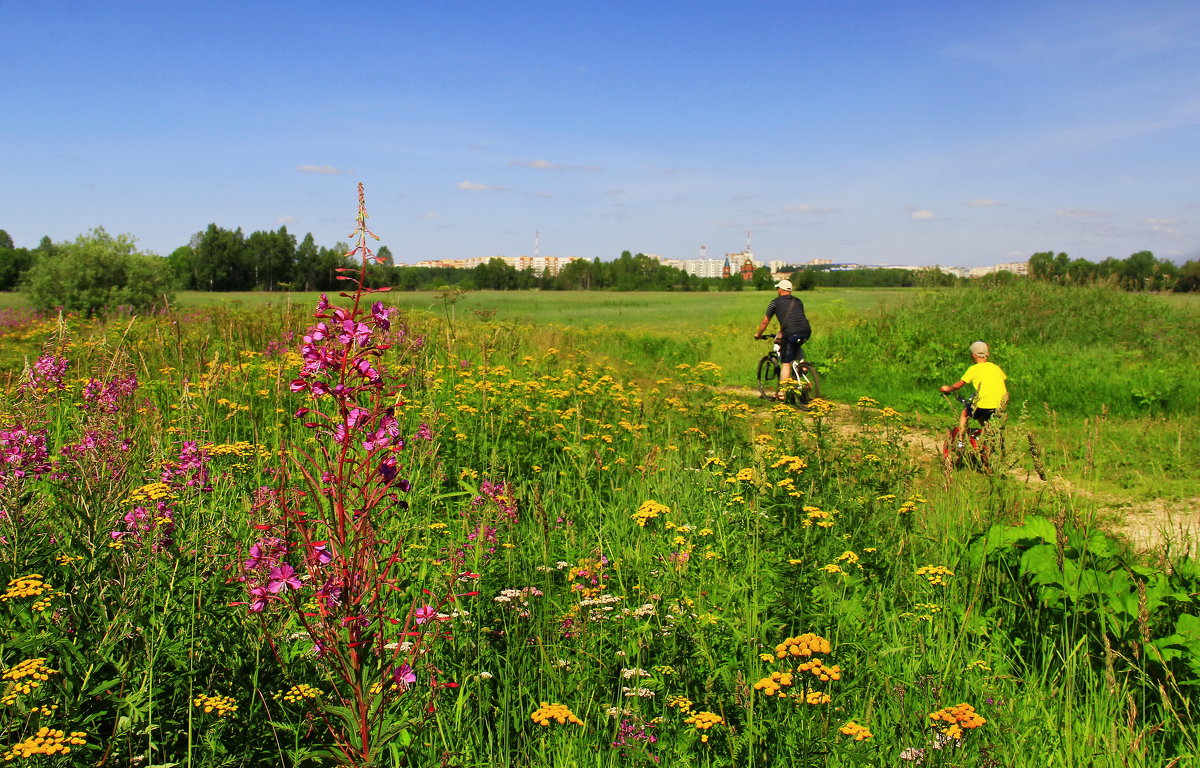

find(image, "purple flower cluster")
[290,297,396,394]
[21,354,68,393]
[113,443,214,550]
[242,531,341,614]
[55,429,133,484]
[477,479,518,525]
[243,535,294,612]
[81,374,138,414]
[0,426,51,492]
[611,719,658,753]
[160,441,211,491]
[288,293,414,500]
[117,501,176,549]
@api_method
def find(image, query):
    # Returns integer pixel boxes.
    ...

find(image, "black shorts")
[971,407,996,425]
[779,334,810,364]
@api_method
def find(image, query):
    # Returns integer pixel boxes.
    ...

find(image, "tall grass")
[814,280,1200,418]
[0,274,1196,766]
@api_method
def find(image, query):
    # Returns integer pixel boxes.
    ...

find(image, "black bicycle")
[756,337,820,405]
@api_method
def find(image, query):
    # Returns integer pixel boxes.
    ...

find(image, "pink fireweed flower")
[355,357,381,383]
[22,354,69,392]
[266,564,303,594]
[346,407,371,430]
[392,664,416,690]
[310,542,333,566]
[338,319,372,347]
[304,322,330,343]
[0,426,51,490]
[81,374,138,414]
[244,536,286,570]
[413,605,437,625]
[248,585,271,612]
[371,301,393,330]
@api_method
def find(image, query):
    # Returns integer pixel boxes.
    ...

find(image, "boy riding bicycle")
[939,341,1008,446]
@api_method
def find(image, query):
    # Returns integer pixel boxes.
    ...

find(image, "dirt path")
[733,387,1199,556]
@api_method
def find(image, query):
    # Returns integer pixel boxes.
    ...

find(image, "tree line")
[6,223,1196,318]
[1027,250,1200,292]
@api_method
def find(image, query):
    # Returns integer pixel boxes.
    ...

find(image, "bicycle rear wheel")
[757,355,780,399]
[793,362,820,404]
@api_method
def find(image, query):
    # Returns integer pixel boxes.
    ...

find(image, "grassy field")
[0,279,1197,766]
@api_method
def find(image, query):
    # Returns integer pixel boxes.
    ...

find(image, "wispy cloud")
[1055,209,1111,219]
[1143,217,1181,235]
[416,212,438,220]
[296,165,352,175]
[509,159,599,172]
[965,198,1005,207]
[457,180,508,192]
[275,215,296,225]
[910,209,936,220]
[784,204,838,214]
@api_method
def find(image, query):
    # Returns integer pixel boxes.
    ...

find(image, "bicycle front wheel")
[757,355,780,399]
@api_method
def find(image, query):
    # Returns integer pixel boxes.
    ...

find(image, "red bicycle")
[941,393,990,469]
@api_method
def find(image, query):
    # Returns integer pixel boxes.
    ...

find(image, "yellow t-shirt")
[961,362,1008,410]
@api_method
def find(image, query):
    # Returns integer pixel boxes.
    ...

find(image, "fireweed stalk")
[244,184,451,766]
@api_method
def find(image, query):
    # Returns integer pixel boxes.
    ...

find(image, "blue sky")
[2,0,1197,267]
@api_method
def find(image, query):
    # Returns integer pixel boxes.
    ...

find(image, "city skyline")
[3,1,1197,267]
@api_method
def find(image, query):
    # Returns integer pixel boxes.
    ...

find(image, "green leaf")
[1019,544,1062,587]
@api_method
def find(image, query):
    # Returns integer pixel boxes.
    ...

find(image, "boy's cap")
[970,341,989,356]
[775,279,793,291]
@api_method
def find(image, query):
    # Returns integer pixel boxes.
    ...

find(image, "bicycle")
[941,393,990,469]
[756,337,820,406]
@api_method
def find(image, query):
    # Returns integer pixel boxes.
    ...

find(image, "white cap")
[970,341,989,356]
[774,279,793,291]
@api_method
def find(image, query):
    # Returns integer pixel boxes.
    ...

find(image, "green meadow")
[0,277,1196,766]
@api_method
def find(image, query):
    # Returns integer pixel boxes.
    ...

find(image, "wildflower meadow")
[1,187,1197,767]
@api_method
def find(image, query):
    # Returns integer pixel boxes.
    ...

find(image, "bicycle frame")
[757,337,819,405]
[941,393,988,468]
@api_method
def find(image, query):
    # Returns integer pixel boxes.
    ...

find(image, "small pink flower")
[413,605,437,625]
[392,663,416,690]
[266,563,303,594]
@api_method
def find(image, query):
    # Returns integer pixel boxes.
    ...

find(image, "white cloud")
[1144,218,1180,235]
[1055,209,1112,219]
[296,165,352,175]
[275,215,296,225]
[784,204,838,214]
[457,180,508,192]
[910,210,936,220]
[416,212,438,220]
[510,159,599,171]
[965,198,1005,207]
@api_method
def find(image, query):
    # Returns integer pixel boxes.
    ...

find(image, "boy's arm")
[939,380,966,393]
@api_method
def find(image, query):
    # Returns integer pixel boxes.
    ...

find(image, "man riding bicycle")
[753,278,811,401]
[939,340,1008,445]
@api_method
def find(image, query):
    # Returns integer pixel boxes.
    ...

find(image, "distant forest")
[2,225,1197,296]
